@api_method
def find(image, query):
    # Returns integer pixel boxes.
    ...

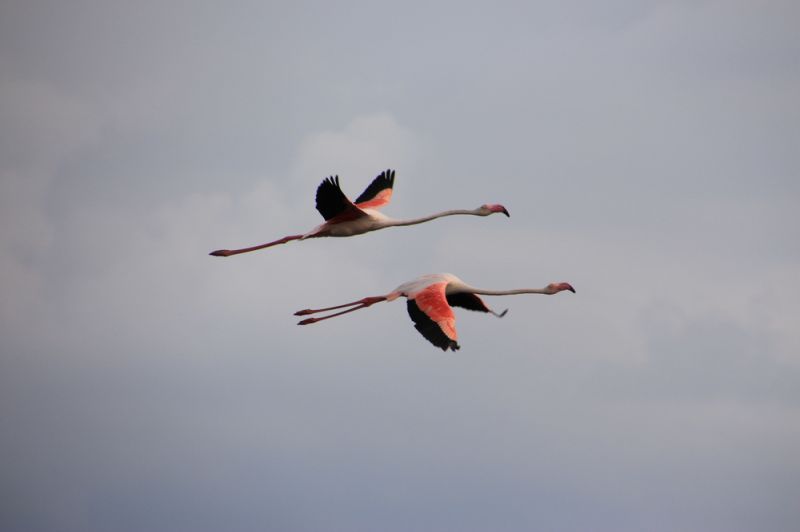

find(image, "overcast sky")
[1,1,799,531]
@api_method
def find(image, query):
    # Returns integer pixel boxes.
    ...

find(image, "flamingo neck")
[465,286,553,296]
[384,209,482,227]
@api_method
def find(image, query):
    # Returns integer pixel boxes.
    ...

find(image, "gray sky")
[1,1,799,531]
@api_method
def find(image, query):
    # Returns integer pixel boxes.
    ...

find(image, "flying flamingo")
[210,169,509,257]
[294,273,575,351]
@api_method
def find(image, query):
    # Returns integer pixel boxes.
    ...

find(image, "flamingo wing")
[315,176,366,221]
[406,282,460,351]
[354,169,395,210]
[446,292,492,313]
[447,292,508,318]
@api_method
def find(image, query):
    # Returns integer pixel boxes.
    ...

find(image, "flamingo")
[294,273,575,351]
[210,169,509,257]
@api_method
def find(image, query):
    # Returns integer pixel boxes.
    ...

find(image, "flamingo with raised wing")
[294,273,575,351]
[210,170,509,257]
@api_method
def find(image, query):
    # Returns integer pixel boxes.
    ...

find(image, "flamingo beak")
[562,283,576,293]
[490,204,509,217]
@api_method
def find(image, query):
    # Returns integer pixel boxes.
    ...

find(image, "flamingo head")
[547,282,576,294]
[480,204,510,217]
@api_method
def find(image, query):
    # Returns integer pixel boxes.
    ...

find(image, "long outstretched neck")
[386,209,483,227]
[468,287,553,296]
[294,295,388,325]
[466,282,575,296]
[209,234,304,257]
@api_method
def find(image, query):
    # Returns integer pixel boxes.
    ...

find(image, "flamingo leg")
[294,296,386,316]
[210,234,305,257]
[295,296,387,325]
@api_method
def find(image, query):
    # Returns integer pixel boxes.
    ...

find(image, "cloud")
[290,112,421,187]
[2,3,799,532]
[0,79,101,343]
[606,300,800,403]
[2,112,424,361]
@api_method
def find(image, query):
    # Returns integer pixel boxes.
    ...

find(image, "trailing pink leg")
[210,234,304,257]
[295,296,387,324]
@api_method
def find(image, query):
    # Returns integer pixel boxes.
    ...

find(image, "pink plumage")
[209,170,509,257]
[295,273,575,351]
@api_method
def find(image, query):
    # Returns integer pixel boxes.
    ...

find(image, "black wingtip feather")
[446,293,492,314]
[315,174,354,220]
[407,299,460,352]
[354,169,396,205]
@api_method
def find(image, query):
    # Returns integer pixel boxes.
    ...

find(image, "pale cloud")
[290,112,421,187]
[0,79,101,341]
[0,79,99,258]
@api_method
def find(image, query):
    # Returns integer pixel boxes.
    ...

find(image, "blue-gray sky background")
[1,1,799,531]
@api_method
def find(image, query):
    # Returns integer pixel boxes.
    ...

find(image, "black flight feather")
[354,169,395,205]
[446,293,491,313]
[315,176,355,221]
[406,299,460,352]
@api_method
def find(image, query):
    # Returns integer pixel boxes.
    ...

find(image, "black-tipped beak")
[558,282,576,293]
[501,207,510,217]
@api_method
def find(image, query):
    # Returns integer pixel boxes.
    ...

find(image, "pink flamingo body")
[295,273,575,351]
[210,170,509,257]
